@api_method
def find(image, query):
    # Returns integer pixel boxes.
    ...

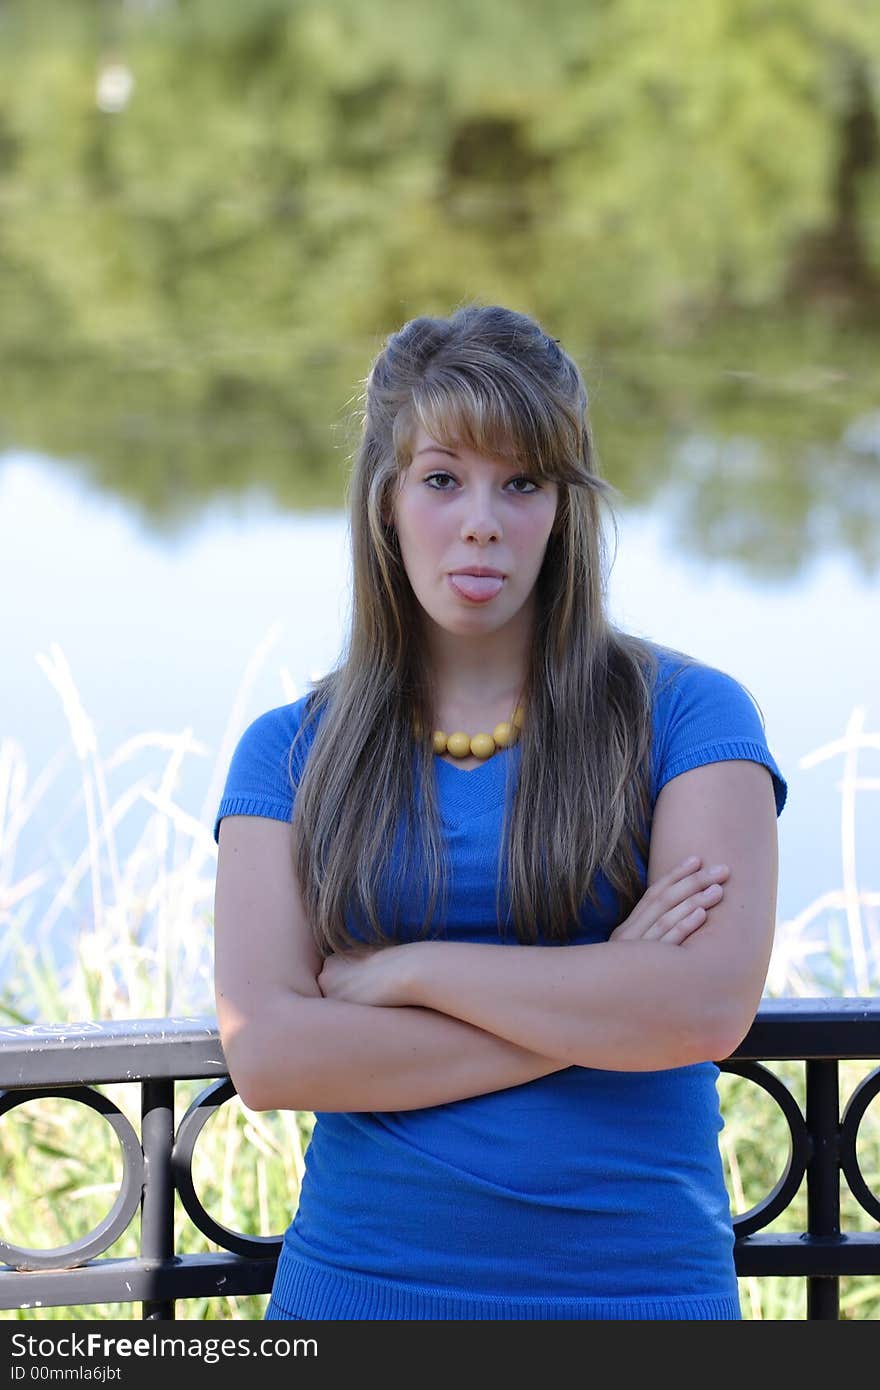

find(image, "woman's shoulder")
[230,688,331,772]
[234,690,317,748]
[643,640,758,711]
[639,640,788,815]
[212,690,326,844]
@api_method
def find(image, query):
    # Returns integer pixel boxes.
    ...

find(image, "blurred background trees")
[1,0,878,566]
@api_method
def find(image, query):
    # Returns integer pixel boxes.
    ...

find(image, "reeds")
[0,640,877,1319]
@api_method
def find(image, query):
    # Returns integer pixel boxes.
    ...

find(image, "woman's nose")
[460,492,502,542]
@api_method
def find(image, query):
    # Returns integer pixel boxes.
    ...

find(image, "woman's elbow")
[693,994,761,1063]
[217,985,319,1110]
[680,948,769,1063]
[222,1043,307,1113]
[217,1026,264,1109]
[654,1005,745,1069]
[710,1006,761,1062]
[223,1048,273,1110]
[216,1017,296,1112]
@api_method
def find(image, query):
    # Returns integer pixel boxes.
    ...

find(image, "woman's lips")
[447,573,505,603]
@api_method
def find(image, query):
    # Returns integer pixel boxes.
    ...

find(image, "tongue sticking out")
[449,574,504,601]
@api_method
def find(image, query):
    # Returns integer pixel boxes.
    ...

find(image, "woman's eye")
[424,472,539,493]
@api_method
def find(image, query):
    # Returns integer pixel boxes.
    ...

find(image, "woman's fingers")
[658,862,729,900]
[644,862,728,920]
[654,904,707,944]
[647,885,723,940]
[610,858,730,943]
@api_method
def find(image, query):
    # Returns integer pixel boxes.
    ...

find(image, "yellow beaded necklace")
[414,703,525,760]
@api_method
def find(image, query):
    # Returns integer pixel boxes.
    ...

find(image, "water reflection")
[3,4,879,575]
[3,331,878,579]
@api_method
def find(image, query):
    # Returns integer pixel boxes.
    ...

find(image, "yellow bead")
[431,731,447,753]
[446,731,472,758]
[512,705,525,729]
[492,721,513,747]
[470,732,496,759]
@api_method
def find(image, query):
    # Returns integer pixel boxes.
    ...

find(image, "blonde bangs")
[398,369,582,485]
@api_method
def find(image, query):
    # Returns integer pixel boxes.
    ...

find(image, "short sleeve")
[213,694,315,843]
[651,656,788,817]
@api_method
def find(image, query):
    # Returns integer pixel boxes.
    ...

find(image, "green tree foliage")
[0,0,878,566]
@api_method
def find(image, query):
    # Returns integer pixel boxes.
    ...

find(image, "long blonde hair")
[290,302,685,953]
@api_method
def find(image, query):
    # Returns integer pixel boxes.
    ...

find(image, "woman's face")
[390,425,559,640]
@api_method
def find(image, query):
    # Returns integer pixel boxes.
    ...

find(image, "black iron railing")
[1,1001,879,1320]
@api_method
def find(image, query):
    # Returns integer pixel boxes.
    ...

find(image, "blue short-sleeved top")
[214,644,787,1320]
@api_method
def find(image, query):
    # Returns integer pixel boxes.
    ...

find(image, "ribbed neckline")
[430,743,518,820]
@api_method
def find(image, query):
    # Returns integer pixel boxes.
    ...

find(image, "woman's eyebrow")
[414,444,457,457]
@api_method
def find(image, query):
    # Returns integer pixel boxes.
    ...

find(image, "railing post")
[805,1058,841,1319]
[0,1008,877,1318]
[141,1079,176,1319]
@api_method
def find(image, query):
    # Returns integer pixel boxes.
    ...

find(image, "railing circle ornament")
[172,1079,283,1258]
[719,1060,812,1237]
[840,1064,880,1224]
[0,1086,144,1271]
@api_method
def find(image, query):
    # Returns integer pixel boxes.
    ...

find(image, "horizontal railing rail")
[1,999,879,1320]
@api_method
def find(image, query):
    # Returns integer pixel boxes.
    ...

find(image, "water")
[2,447,878,1005]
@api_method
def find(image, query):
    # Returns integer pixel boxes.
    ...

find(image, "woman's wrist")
[398,939,437,1008]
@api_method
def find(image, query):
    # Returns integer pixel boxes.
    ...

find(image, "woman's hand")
[317,943,418,1007]
[317,858,727,1003]
[609,856,729,945]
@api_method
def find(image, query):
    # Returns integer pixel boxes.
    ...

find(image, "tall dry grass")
[0,637,877,1319]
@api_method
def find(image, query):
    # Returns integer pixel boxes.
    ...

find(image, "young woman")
[212,303,787,1320]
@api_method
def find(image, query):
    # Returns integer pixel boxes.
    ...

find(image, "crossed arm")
[214,760,778,1113]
